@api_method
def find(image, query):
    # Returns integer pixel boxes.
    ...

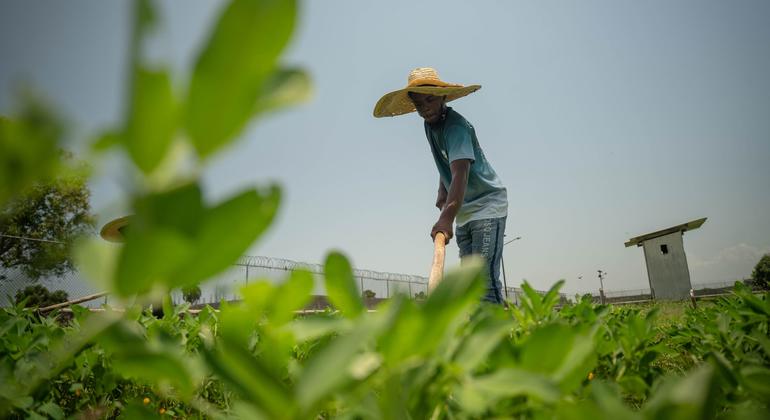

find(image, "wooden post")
[428,232,447,293]
[37,291,109,313]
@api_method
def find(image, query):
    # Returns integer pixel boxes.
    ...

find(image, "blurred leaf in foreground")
[113,183,280,296]
[186,0,302,157]
[0,98,65,207]
[324,251,365,318]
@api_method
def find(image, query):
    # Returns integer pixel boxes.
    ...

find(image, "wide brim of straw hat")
[373,85,481,118]
[100,215,132,243]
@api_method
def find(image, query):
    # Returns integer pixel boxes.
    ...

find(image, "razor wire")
[235,255,428,285]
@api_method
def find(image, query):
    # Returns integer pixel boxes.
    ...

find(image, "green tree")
[0,172,95,280]
[14,284,68,308]
[182,285,202,305]
[751,254,770,290]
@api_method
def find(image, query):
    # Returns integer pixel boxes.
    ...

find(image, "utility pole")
[598,270,606,304]
[501,235,522,300]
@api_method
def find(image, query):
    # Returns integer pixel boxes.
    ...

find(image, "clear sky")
[1,0,769,295]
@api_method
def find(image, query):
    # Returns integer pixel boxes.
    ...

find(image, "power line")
[0,234,65,244]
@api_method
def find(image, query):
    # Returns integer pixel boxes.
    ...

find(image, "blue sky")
[1,0,769,295]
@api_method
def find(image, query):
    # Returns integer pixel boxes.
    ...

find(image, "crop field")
[2,266,769,419]
[2,1,769,419]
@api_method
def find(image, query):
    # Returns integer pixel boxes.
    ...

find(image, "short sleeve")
[444,124,476,163]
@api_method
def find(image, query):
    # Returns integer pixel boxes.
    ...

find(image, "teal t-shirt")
[425,107,508,227]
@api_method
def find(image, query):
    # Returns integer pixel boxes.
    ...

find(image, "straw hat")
[100,215,132,243]
[373,67,481,118]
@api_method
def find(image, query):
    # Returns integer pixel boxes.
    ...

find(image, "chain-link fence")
[170,255,430,306]
[0,267,107,308]
[1,255,430,308]
[4,257,754,309]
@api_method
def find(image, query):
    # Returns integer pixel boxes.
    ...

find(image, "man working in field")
[374,67,509,304]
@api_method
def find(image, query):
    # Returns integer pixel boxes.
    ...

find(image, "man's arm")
[431,159,471,243]
[435,181,448,210]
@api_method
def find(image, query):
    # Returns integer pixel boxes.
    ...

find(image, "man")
[374,67,509,304]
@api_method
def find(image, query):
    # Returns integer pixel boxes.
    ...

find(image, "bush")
[14,284,68,308]
[363,289,376,299]
[752,254,770,290]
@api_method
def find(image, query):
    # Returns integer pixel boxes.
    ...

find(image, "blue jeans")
[456,217,507,304]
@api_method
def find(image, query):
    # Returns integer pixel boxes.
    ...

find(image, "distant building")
[624,218,706,300]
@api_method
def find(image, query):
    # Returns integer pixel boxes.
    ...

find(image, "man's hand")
[431,217,453,244]
[430,159,470,245]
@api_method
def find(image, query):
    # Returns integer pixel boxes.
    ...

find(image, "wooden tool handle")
[428,232,446,293]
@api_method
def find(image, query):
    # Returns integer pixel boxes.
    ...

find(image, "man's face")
[409,92,446,124]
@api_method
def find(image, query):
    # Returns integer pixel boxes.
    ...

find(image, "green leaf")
[740,366,770,399]
[541,279,566,310]
[707,352,738,388]
[377,297,423,364]
[324,251,365,318]
[115,228,193,296]
[295,313,388,413]
[0,100,64,206]
[114,183,279,296]
[135,0,157,32]
[456,368,561,414]
[518,323,597,392]
[176,186,280,286]
[26,411,46,420]
[132,181,205,238]
[519,323,574,374]
[91,129,122,151]
[589,380,642,419]
[186,0,298,157]
[252,67,312,116]
[204,335,293,418]
[115,403,160,420]
[378,261,485,364]
[552,328,597,392]
[217,302,258,350]
[288,316,351,342]
[643,365,719,420]
[519,281,544,320]
[124,67,177,173]
[37,402,64,420]
[112,351,195,398]
[556,381,641,420]
[422,257,485,316]
[269,269,315,325]
[617,375,648,396]
[452,316,511,371]
[73,237,120,293]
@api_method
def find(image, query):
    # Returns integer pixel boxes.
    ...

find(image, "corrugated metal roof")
[624,217,707,248]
